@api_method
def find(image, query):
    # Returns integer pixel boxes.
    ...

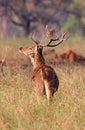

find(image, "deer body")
[31,64,59,96]
[20,45,59,102]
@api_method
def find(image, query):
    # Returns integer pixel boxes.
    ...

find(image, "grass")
[0,65,85,130]
[0,36,85,130]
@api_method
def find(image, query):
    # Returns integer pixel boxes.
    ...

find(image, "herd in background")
[51,49,85,64]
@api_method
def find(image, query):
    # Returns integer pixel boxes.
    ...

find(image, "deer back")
[31,64,59,96]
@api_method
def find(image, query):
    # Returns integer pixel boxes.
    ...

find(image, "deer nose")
[19,47,23,53]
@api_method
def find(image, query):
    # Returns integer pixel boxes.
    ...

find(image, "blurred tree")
[0,0,85,36]
[63,0,85,34]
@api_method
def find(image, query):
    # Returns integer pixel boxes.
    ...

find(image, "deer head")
[19,44,45,68]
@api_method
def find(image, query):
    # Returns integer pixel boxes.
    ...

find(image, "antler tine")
[30,32,40,45]
[42,32,70,47]
[31,37,39,45]
[41,33,62,47]
[63,32,70,40]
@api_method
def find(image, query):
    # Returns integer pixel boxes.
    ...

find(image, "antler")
[41,32,70,47]
[30,26,70,47]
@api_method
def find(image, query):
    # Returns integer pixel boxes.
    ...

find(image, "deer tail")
[44,79,52,104]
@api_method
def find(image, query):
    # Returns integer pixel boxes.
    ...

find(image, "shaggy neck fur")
[30,51,45,69]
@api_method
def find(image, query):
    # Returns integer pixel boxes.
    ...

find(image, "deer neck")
[30,52,45,69]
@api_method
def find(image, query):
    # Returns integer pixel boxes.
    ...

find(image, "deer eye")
[31,53,35,58]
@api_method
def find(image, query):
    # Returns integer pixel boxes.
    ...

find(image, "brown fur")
[66,50,77,62]
[47,29,55,38]
[19,45,59,103]
[60,50,77,62]
[51,53,59,62]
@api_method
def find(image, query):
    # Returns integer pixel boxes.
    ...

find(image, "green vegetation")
[0,37,85,130]
[62,15,80,32]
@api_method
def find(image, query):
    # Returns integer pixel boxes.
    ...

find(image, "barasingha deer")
[19,27,69,104]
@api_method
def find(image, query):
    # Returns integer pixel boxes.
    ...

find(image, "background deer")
[19,26,69,104]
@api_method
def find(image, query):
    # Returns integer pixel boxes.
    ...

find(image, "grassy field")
[0,36,85,130]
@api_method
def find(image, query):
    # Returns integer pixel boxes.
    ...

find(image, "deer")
[60,49,77,63]
[19,27,69,104]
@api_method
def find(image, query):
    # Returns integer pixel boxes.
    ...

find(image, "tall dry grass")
[0,64,85,130]
[0,36,85,130]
